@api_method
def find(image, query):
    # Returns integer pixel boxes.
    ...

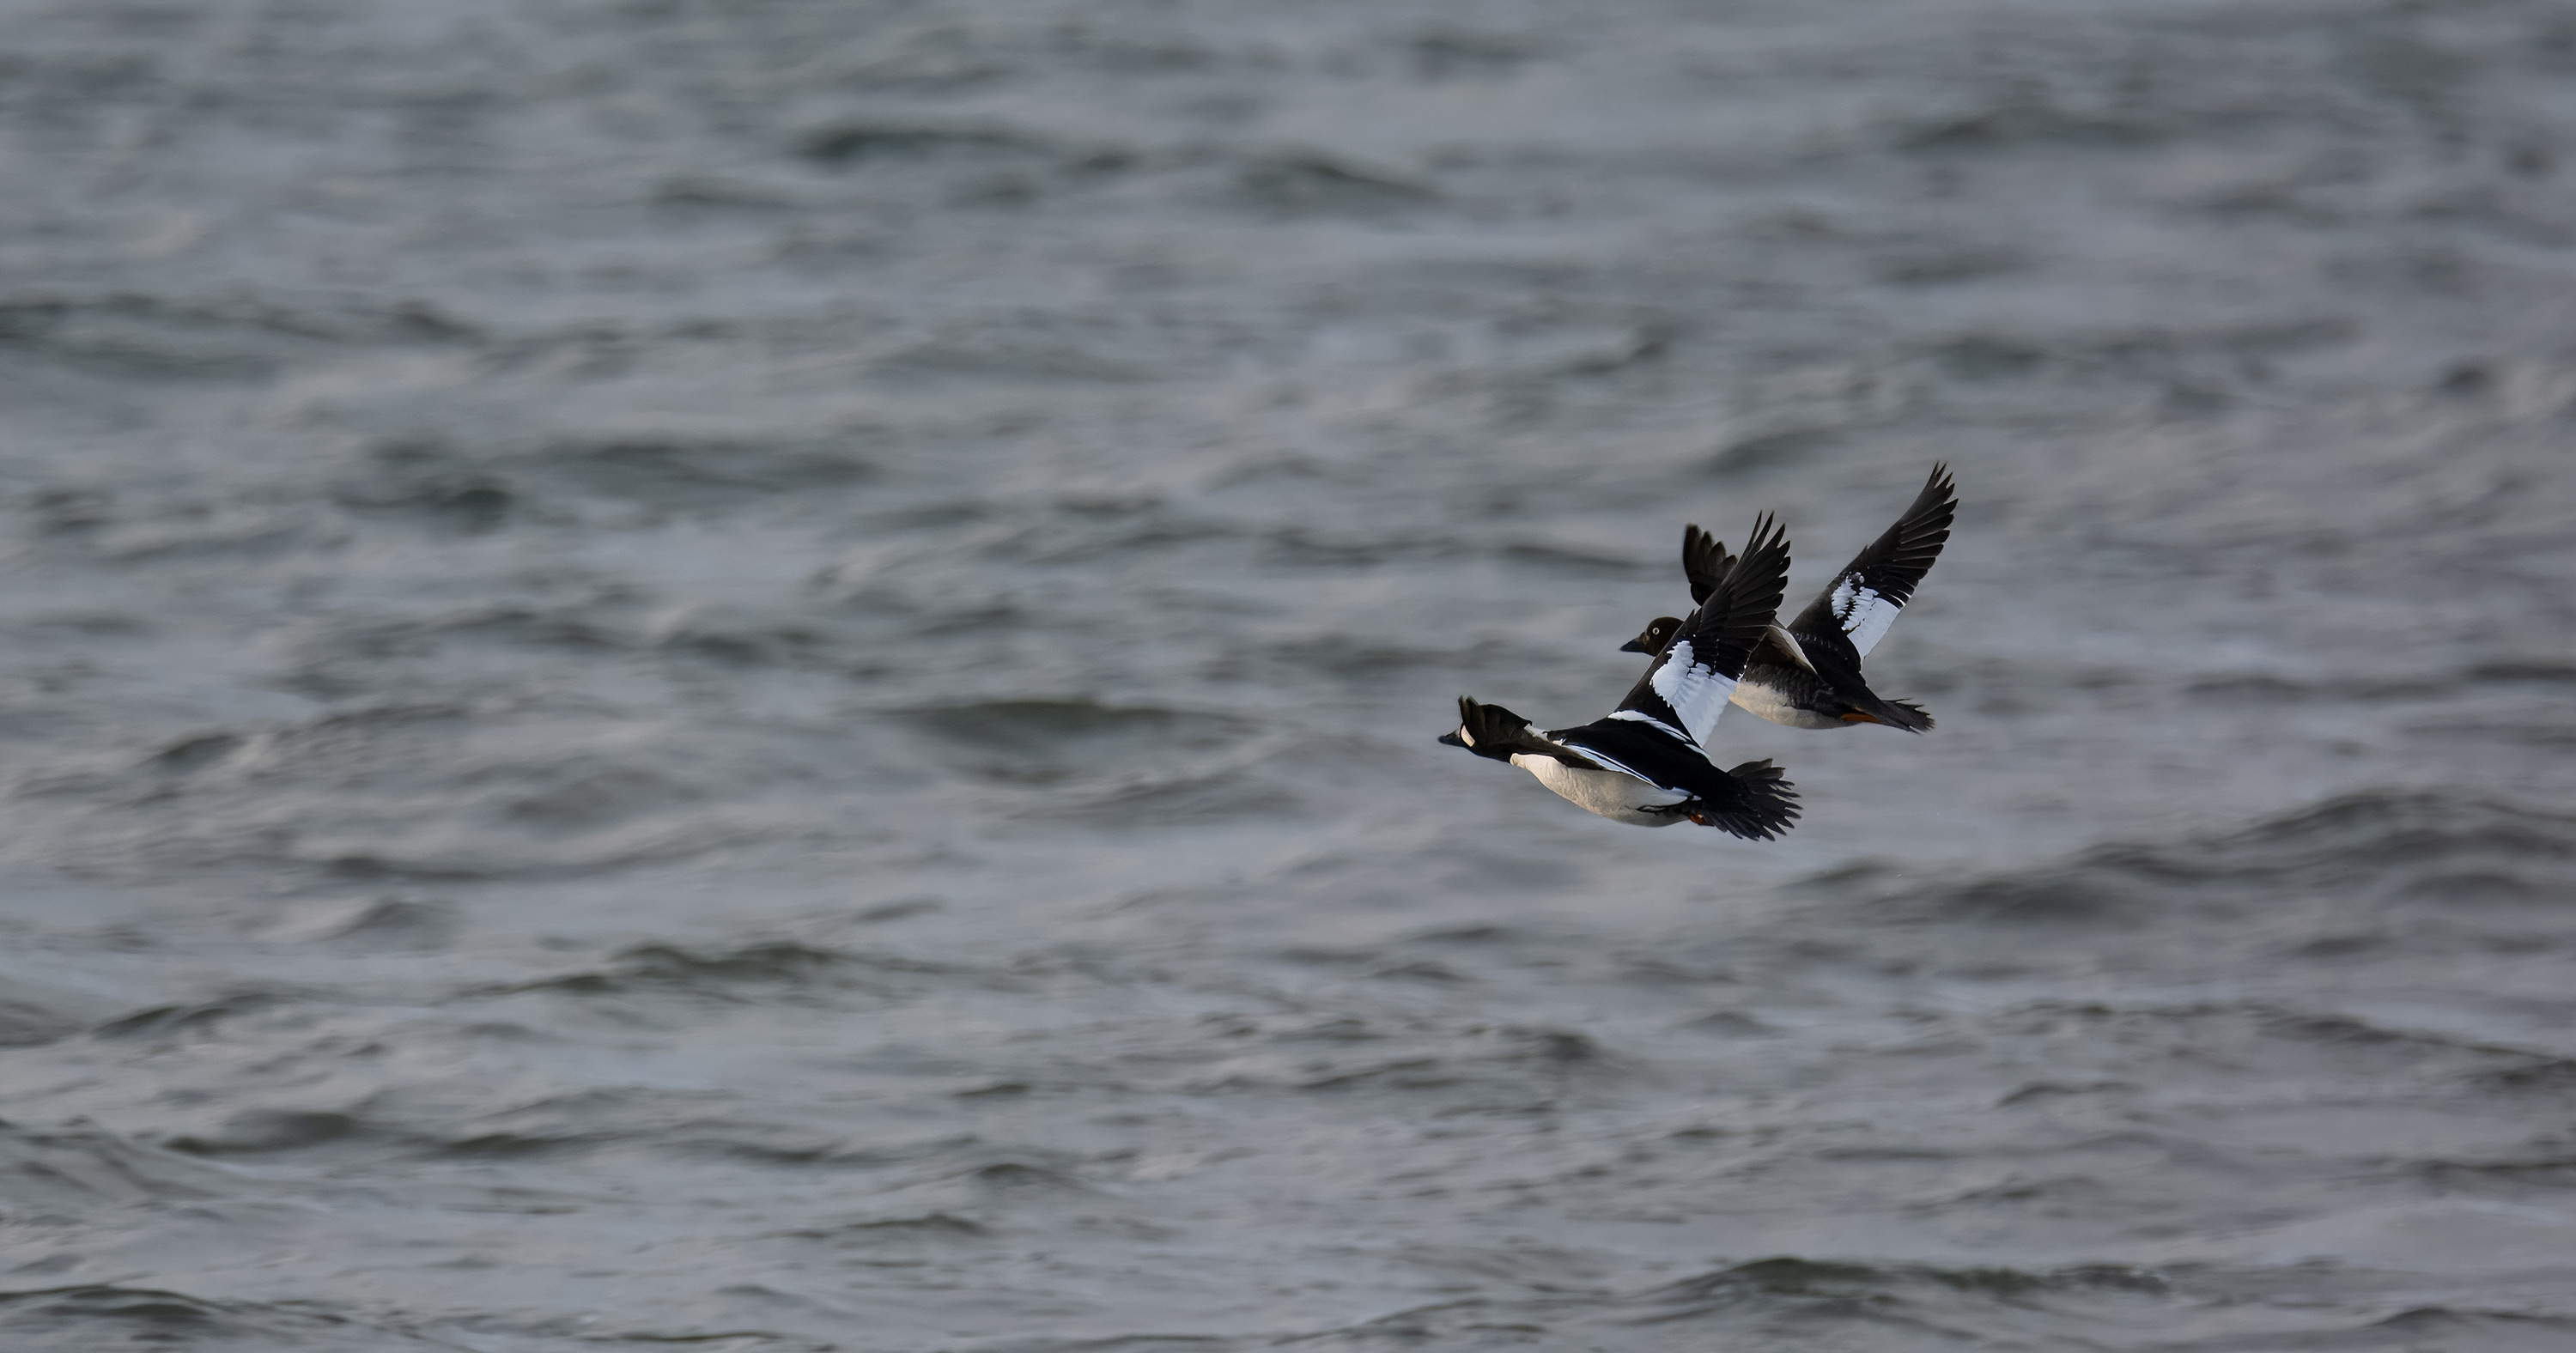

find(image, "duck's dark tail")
[1856,695,1935,733]
[1687,759,1801,840]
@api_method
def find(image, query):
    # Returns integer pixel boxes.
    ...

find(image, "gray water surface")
[4,0,2576,1348]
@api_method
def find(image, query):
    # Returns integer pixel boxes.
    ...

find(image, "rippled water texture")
[4,0,2575,1348]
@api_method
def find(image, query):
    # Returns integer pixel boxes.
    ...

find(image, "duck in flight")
[1439,513,1801,840]
[1620,464,1955,732]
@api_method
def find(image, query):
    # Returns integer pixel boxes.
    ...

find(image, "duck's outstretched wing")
[1614,513,1791,748]
[1668,524,1813,673]
[1789,464,1954,659]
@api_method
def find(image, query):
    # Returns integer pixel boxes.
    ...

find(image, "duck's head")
[1619,616,1684,656]
[1437,696,1526,761]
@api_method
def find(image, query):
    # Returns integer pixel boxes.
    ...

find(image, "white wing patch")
[1606,708,1687,742]
[1550,743,1644,780]
[1830,577,1905,658]
[1648,638,1739,747]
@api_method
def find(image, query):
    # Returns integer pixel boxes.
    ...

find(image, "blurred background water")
[3,0,2575,1348]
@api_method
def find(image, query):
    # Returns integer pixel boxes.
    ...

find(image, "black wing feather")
[1681,524,1735,607]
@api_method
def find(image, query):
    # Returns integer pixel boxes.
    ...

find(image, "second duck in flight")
[1621,464,1955,732]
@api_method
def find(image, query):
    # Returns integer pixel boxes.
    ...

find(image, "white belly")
[1511,755,1688,826]
[1728,680,1847,731]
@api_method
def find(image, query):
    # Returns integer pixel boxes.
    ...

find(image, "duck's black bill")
[1618,637,1652,654]
[1437,731,1467,747]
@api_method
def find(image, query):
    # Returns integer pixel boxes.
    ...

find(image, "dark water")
[4,0,2576,1348]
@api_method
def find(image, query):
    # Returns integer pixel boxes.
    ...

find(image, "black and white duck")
[1440,513,1801,840]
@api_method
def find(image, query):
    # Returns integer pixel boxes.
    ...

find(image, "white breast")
[1510,755,1689,826]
